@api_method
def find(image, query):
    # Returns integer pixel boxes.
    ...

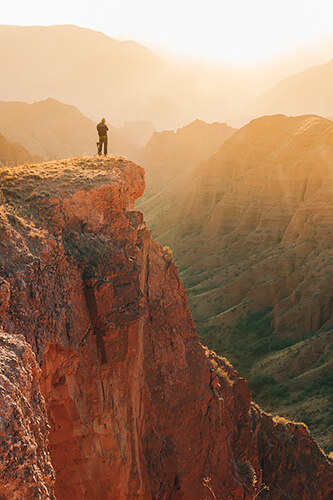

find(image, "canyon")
[138,114,333,450]
[0,156,332,498]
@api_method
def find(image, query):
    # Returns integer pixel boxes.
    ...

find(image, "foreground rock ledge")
[0,156,332,499]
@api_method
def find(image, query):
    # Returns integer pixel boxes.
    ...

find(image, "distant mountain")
[135,119,236,200]
[0,98,142,160]
[247,59,333,118]
[2,25,332,130]
[0,132,42,165]
[140,114,333,450]
[117,121,155,147]
[0,25,179,130]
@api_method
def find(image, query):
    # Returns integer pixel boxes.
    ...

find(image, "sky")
[2,0,333,64]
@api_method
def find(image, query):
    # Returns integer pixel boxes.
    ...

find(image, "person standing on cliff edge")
[97,118,108,156]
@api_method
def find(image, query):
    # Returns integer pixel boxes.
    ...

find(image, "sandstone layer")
[0,156,332,498]
[251,404,333,500]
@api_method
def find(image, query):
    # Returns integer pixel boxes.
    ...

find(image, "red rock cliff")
[0,329,55,499]
[0,157,332,499]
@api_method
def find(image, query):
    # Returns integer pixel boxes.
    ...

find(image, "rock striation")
[251,405,333,499]
[140,114,333,335]
[0,156,332,498]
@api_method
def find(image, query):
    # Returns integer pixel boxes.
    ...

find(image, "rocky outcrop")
[251,405,333,499]
[0,156,332,498]
[0,329,55,499]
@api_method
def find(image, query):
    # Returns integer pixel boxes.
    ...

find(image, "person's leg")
[98,139,102,155]
[104,136,108,156]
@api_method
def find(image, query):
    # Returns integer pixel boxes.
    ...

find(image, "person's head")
[101,118,106,123]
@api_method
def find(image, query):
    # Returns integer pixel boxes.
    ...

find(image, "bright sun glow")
[2,0,333,63]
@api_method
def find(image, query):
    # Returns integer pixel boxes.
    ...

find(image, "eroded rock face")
[0,156,332,498]
[142,115,333,332]
[141,114,333,339]
[0,330,55,499]
[138,115,333,449]
[251,404,333,499]
[135,119,236,200]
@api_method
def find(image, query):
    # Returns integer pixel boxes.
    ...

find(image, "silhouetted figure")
[97,118,108,155]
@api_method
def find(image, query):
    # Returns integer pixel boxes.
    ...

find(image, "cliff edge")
[0,156,332,499]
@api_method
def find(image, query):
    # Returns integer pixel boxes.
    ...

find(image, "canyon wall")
[139,114,333,449]
[135,119,236,201]
[0,156,332,498]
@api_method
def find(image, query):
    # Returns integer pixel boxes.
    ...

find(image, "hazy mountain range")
[0,132,42,165]
[246,58,333,120]
[134,119,236,200]
[1,25,332,130]
[0,98,153,160]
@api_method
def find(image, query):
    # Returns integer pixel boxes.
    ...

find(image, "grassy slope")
[141,115,333,453]
[200,305,333,452]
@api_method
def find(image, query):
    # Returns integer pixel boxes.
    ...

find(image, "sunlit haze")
[2,0,333,64]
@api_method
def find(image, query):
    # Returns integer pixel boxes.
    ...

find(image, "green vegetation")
[210,357,234,387]
[204,307,275,372]
[162,245,173,259]
[199,308,333,453]
[236,459,257,487]
[296,372,333,430]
